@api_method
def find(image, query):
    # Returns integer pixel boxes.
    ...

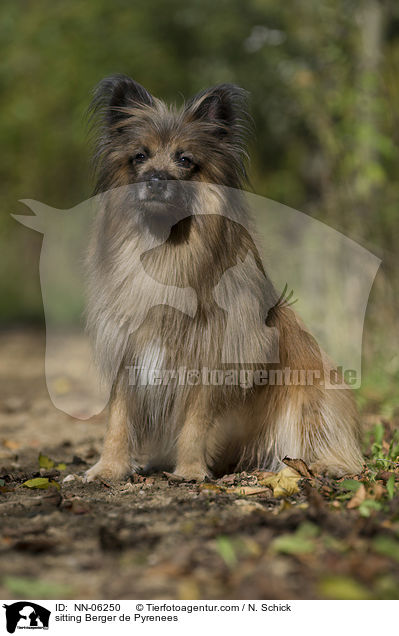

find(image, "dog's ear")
[91,74,154,129]
[185,84,248,135]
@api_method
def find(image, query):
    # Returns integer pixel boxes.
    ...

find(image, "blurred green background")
[1,0,398,410]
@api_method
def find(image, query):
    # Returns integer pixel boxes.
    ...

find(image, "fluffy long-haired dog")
[85,74,363,482]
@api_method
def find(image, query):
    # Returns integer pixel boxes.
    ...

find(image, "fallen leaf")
[297,521,320,538]
[178,579,200,601]
[340,479,362,492]
[199,482,223,493]
[347,483,366,509]
[216,536,237,567]
[38,453,66,471]
[229,486,270,496]
[376,470,398,482]
[282,457,313,478]
[2,439,20,450]
[22,478,60,491]
[358,499,382,517]
[233,499,264,514]
[217,473,236,485]
[259,467,301,497]
[319,575,370,600]
[371,482,385,500]
[373,536,399,563]
[254,470,275,481]
[271,533,314,555]
[38,453,54,469]
[3,576,72,599]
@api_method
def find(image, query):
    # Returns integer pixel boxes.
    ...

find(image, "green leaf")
[296,521,320,539]
[0,478,5,487]
[358,499,382,517]
[339,479,362,492]
[3,576,72,599]
[322,535,347,553]
[271,533,315,555]
[319,575,370,600]
[38,453,66,471]
[22,477,60,490]
[373,536,399,563]
[387,475,395,500]
[38,453,55,469]
[216,536,237,567]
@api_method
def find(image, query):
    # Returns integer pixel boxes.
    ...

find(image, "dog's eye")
[177,155,193,168]
[130,152,147,165]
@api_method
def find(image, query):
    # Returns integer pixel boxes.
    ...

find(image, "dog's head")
[90,75,249,238]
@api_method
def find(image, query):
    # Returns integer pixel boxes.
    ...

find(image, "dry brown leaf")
[282,456,313,478]
[259,467,301,497]
[254,470,275,481]
[199,483,223,493]
[376,470,398,482]
[2,439,20,450]
[371,482,385,500]
[347,483,367,509]
[229,486,271,496]
[218,474,236,485]
[233,500,264,514]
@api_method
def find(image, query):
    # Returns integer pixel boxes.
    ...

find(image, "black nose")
[146,174,167,195]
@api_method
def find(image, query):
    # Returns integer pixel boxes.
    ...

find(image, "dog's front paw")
[173,464,209,482]
[84,459,130,483]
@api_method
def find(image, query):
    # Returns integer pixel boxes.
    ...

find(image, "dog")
[84,74,363,482]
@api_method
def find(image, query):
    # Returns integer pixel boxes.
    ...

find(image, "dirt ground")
[1,329,399,601]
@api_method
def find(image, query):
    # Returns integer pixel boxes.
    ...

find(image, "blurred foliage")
[0,0,398,394]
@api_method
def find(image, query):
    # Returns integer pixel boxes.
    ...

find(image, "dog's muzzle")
[134,172,188,238]
[138,170,174,203]
[146,174,168,197]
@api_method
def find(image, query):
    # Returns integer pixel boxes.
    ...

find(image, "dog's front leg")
[85,388,134,482]
[174,406,212,482]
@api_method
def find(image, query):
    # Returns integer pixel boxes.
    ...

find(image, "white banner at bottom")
[0,599,397,635]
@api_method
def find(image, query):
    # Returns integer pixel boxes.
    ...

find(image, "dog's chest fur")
[87,208,279,438]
